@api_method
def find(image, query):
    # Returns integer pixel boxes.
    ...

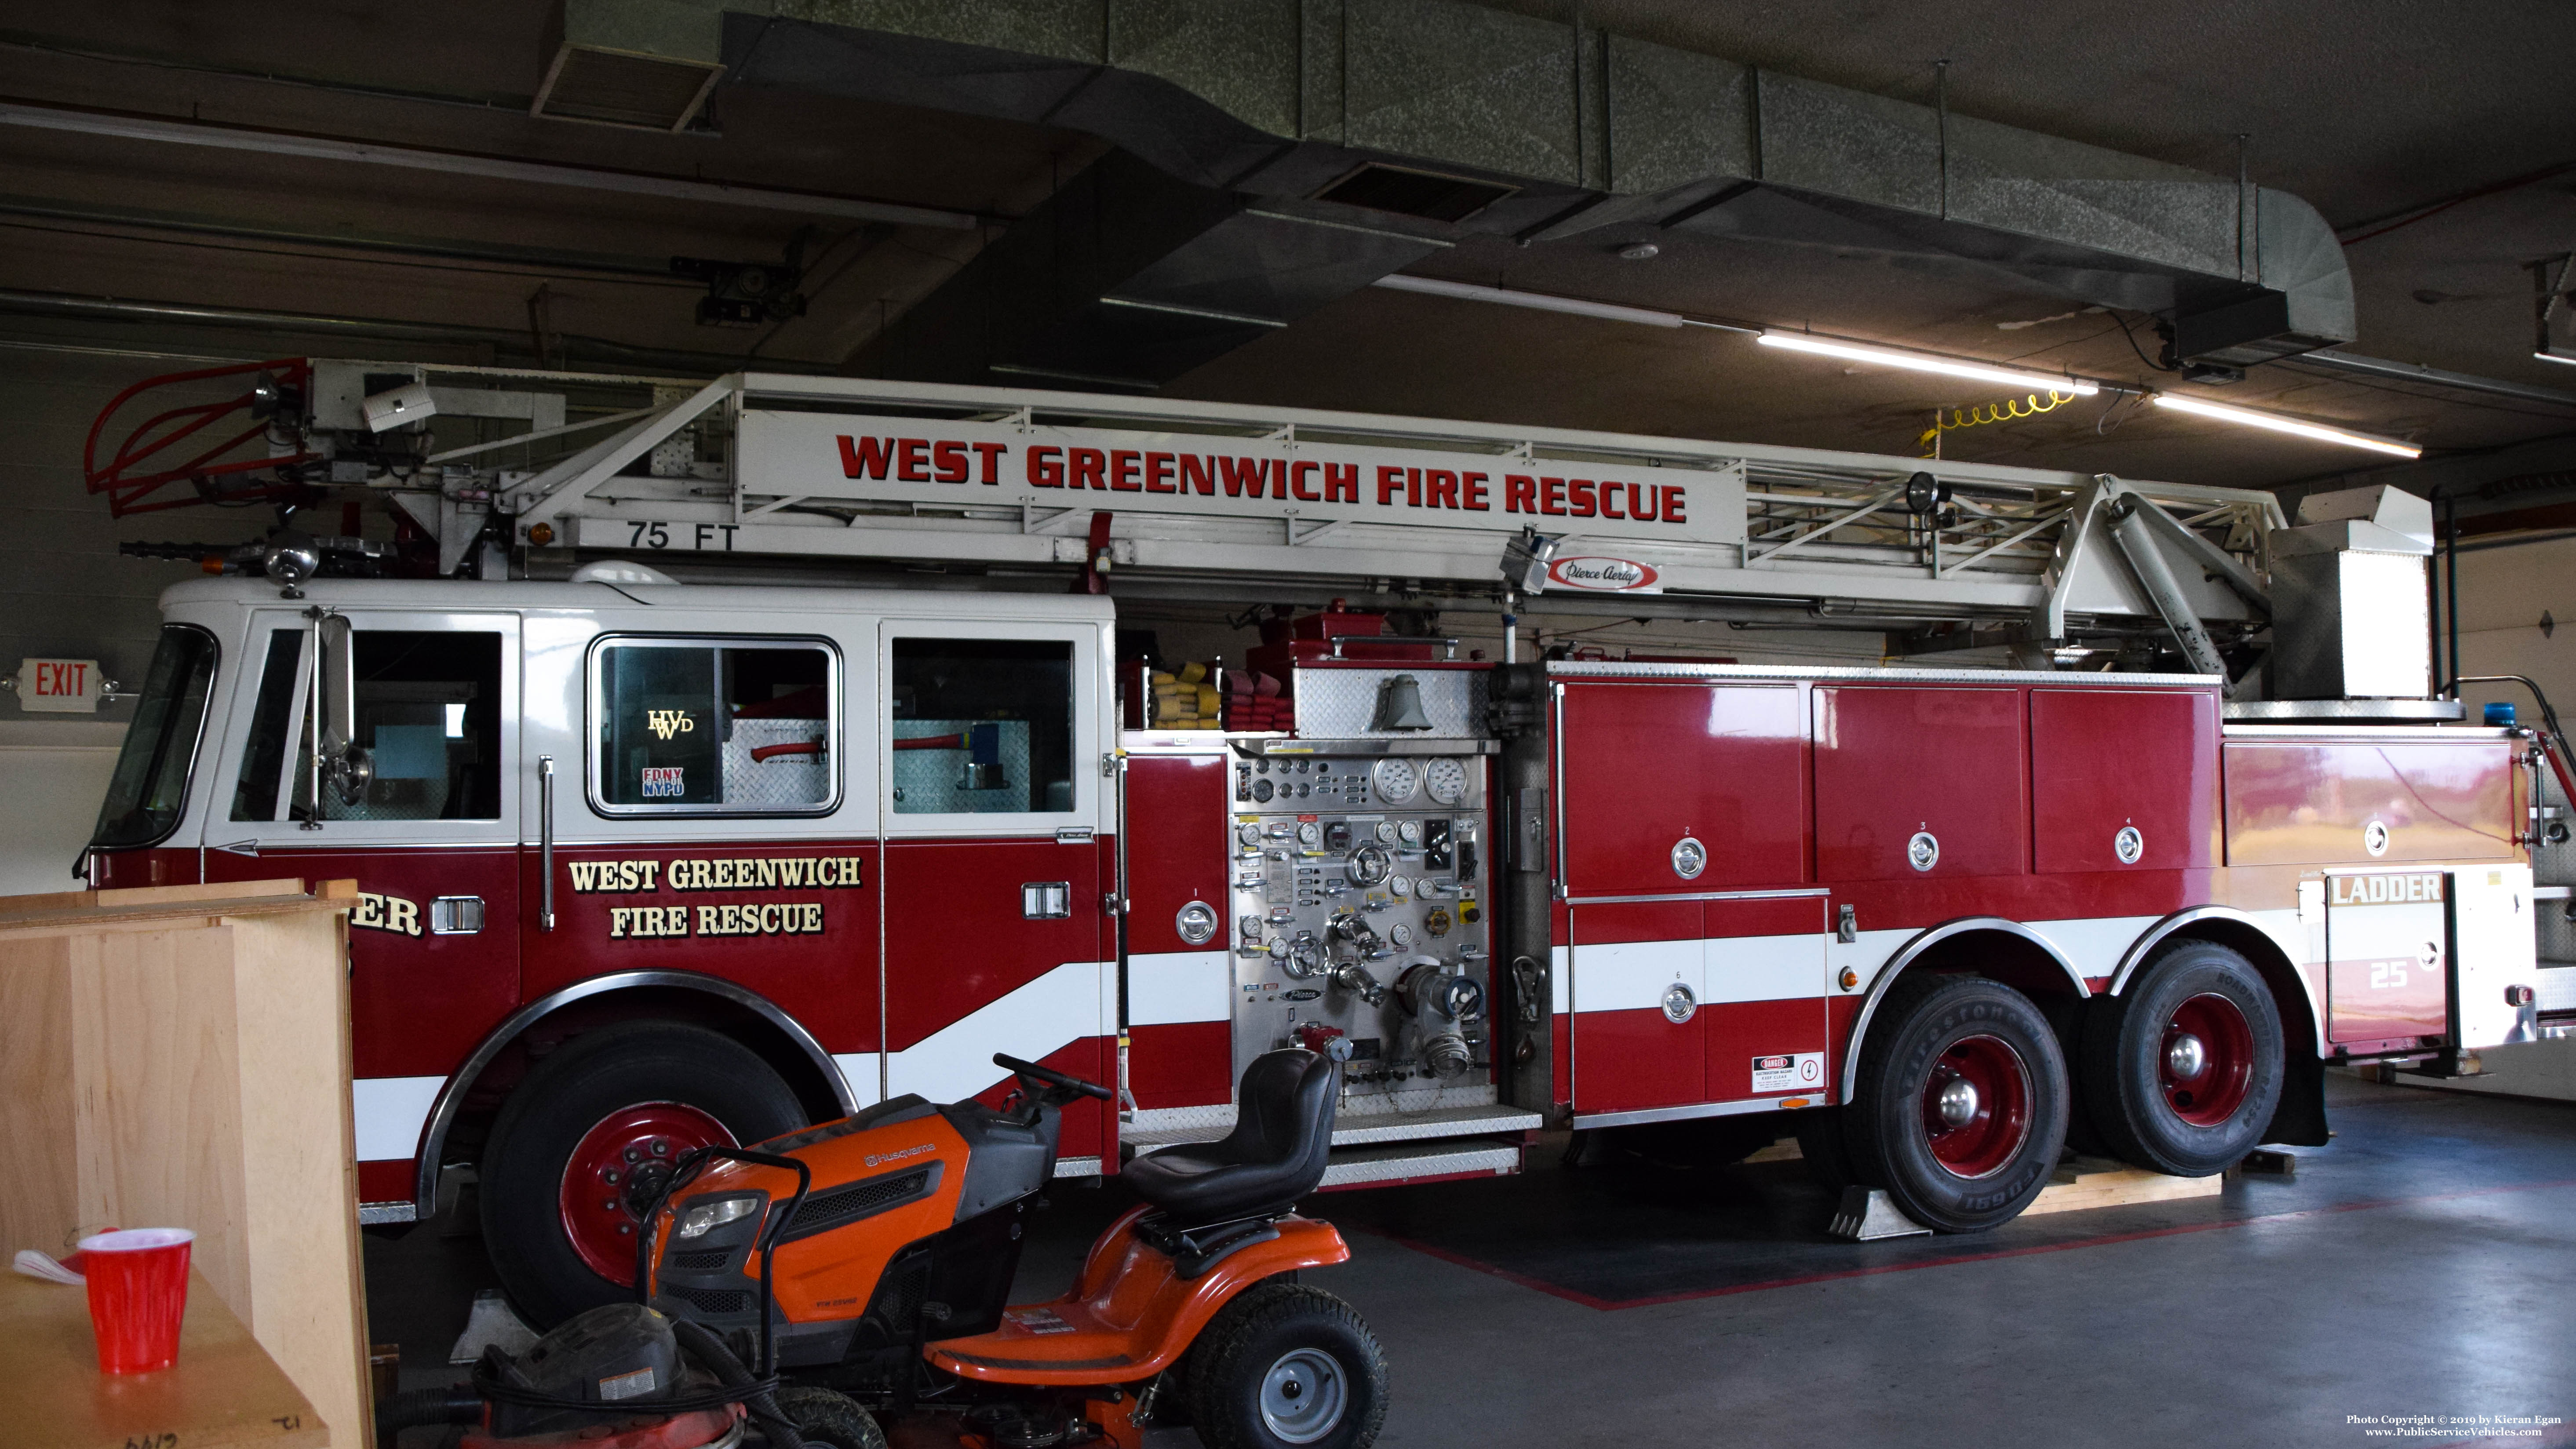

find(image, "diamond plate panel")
[1291,666,1486,738]
[721,719,830,808]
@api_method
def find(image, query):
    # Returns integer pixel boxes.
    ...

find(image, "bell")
[1372,674,1434,731]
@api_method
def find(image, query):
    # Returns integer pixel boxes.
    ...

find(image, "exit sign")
[14,658,107,713]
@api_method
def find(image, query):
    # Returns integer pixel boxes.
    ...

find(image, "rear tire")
[2082,941,2285,1176]
[1187,1283,1388,1449]
[774,1387,888,1449]
[481,1021,806,1327]
[1846,974,2068,1233]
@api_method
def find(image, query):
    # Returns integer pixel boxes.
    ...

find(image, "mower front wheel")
[1186,1282,1388,1449]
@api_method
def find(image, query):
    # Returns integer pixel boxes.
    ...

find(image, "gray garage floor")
[367,1073,2576,1448]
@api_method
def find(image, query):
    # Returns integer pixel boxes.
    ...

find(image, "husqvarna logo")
[865,1143,935,1168]
[647,709,696,740]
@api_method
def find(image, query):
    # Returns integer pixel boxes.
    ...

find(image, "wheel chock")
[1828,1186,1933,1241]
[448,1287,540,1365]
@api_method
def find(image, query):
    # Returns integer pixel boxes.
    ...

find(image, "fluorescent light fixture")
[2150,393,2422,459]
[1756,331,2099,396]
[1373,275,1691,328]
[2538,349,2576,369]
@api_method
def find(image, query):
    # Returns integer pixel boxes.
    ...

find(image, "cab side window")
[889,638,1073,814]
[287,631,504,822]
[592,638,838,814]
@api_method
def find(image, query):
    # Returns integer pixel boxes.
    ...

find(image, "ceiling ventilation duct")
[533,0,725,132]
[611,0,2355,384]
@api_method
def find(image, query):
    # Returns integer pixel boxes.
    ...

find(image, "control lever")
[1511,955,1543,1025]
[1329,910,1383,953]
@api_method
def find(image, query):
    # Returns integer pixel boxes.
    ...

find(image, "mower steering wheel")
[993,1052,1113,1101]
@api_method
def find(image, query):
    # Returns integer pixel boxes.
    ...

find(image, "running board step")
[1124,1102,1541,1154]
[1318,1137,1525,1190]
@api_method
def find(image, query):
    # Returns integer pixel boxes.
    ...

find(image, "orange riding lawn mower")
[378,1049,1386,1449]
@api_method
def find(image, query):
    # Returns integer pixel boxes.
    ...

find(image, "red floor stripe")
[1357,1176,2576,1313]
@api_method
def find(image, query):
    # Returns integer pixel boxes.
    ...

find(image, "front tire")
[774,1387,887,1449]
[1846,974,2069,1233]
[481,1021,806,1327]
[1187,1283,1388,1449]
[2081,940,2285,1176]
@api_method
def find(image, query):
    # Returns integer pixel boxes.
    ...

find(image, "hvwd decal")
[565,854,866,940]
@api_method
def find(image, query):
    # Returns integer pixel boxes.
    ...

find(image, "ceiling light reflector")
[1756,331,2099,396]
[2150,393,2422,459]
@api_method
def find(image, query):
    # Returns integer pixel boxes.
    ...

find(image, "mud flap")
[2262,1050,2330,1147]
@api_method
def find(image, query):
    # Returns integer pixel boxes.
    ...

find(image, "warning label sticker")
[1006,1307,1077,1336]
[1751,1052,1824,1094]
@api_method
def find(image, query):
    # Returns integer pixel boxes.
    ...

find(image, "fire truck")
[77,360,2571,1324]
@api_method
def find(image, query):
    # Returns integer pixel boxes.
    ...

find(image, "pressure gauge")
[1375,821,1399,844]
[1237,822,1262,845]
[1251,778,1274,802]
[1389,874,1412,898]
[1388,923,1414,950]
[1296,821,1323,849]
[1397,819,1423,847]
[1423,756,1469,805]
[1372,756,1420,805]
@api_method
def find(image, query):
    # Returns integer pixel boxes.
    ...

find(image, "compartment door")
[1568,900,1705,1113]
[1120,748,1235,1110]
[2325,871,2450,1047]
[1557,682,1806,895]
[1702,895,1832,1104]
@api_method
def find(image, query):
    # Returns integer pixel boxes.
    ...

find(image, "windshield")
[88,624,219,852]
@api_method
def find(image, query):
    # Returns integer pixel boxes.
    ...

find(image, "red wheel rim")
[557,1102,736,1283]
[2162,993,2255,1127]
[1920,1034,2033,1179]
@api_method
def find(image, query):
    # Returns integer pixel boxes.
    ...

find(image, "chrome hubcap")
[1259,1348,1347,1444]
[2166,1032,2208,1081]
[1935,1076,1981,1129]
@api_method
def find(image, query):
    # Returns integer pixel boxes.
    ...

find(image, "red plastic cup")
[78,1228,194,1373]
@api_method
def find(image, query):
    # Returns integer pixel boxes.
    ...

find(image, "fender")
[2108,903,2326,1056]
[1836,917,2091,1100]
[408,969,857,1218]
[925,1205,1353,1386]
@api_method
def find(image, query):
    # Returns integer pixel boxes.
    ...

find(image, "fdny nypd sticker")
[1751,1052,1823,1094]
[640,766,685,798]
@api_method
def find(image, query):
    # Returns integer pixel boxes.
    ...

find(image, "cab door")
[199,605,521,1204]
[877,620,1115,1165]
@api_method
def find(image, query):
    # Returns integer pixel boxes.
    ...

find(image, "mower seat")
[1122,1048,1336,1224]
